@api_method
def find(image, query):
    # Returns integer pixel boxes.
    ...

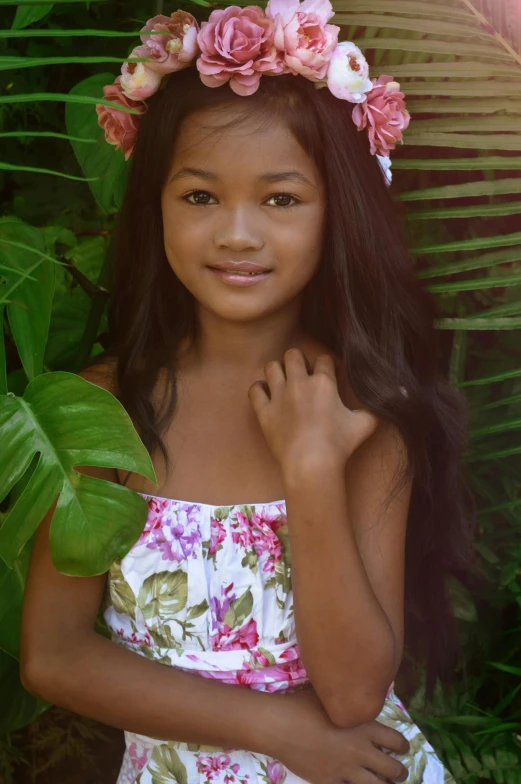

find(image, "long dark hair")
[89,66,477,697]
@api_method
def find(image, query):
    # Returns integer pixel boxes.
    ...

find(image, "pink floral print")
[106,495,454,784]
[197,752,249,784]
[138,497,202,562]
[210,583,260,651]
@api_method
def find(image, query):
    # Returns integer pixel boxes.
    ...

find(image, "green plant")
[1,0,520,781]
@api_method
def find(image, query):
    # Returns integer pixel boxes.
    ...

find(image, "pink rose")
[352,75,411,156]
[196,6,282,96]
[120,45,162,100]
[266,0,339,81]
[95,76,146,161]
[327,41,373,103]
[140,10,199,75]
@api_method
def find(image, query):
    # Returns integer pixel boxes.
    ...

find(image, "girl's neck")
[176,325,316,377]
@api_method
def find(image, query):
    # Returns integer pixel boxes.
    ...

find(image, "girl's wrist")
[244,690,302,759]
[282,457,345,492]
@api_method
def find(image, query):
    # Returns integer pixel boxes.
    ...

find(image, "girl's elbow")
[323,689,387,729]
[20,640,61,702]
[20,652,49,699]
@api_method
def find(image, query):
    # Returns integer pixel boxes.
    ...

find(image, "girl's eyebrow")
[168,168,314,187]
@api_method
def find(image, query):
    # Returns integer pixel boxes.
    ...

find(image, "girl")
[20,3,476,783]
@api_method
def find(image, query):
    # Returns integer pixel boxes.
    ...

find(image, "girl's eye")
[266,193,300,208]
[184,191,216,206]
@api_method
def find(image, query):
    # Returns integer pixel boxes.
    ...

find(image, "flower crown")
[95,0,410,185]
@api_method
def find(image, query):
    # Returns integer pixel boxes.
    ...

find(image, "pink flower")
[212,617,260,651]
[327,41,373,103]
[197,753,232,779]
[196,6,282,96]
[267,760,287,784]
[128,741,151,773]
[95,76,146,161]
[231,511,255,549]
[120,45,162,100]
[140,11,199,75]
[352,75,411,156]
[266,0,339,81]
[209,515,227,555]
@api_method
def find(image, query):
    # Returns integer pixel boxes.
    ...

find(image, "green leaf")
[0,304,6,396]
[0,545,30,659]
[487,662,521,678]
[335,14,491,39]
[0,28,145,38]
[427,272,521,294]
[0,218,55,379]
[0,372,156,575]
[403,181,521,203]
[147,744,188,784]
[66,74,130,213]
[0,161,100,182]
[0,131,95,143]
[436,317,521,330]
[404,132,521,150]
[186,599,209,621]
[11,3,53,30]
[447,576,478,622]
[109,560,137,620]
[223,587,253,629]
[418,247,521,279]
[0,54,146,71]
[458,369,521,387]
[138,571,188,621]
[397,158,521,172]
[0,650,48,732]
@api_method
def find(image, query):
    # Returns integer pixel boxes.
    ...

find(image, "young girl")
[21,3,475,783]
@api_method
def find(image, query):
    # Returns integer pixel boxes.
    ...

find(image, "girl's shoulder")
[77,354,119,396]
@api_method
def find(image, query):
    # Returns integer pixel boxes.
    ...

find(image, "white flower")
[120,45,162,100]
[377,154,393,185]
[326,41,373,103]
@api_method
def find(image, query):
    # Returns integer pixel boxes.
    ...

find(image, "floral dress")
[104,494,455,784]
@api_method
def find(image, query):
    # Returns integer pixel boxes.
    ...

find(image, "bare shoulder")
[77,355,119,397]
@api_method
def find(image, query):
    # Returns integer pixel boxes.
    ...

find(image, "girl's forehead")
[170,108,315,174]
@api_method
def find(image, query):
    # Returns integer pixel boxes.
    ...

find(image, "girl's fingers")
[313,352,337,380]
[369,722,410,756]
[364,750,409,784]
[283,348,310,380]
[347,769,384,784]
[247,379,271,414]
[264,360,286,390]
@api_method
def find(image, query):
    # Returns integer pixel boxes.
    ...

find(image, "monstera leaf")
[0,372,156,576]
[66,72,131,213]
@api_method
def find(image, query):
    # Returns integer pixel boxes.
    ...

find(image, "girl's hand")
[248,348,379,476]
[270,687,410,784]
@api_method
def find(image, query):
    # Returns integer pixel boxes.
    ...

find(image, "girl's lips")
[208,267,272,287]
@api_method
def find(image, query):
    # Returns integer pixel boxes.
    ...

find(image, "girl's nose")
[213,207,264,253]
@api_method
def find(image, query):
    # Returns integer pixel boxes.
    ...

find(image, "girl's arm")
[283,420,412,728]
[19,478,411,784]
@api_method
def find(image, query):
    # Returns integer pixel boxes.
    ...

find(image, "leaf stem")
[459,0,521,68]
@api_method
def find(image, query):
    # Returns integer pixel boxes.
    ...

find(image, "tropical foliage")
[0,0,520,781]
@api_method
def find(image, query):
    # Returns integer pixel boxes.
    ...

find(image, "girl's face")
[161,105,326,323]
